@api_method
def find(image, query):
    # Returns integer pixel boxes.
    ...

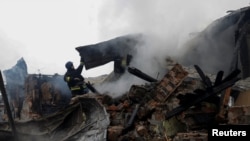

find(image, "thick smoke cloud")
[97,0,249,61]
[0,0,249,97]
[95,0,249,96]
[0,31,26,72]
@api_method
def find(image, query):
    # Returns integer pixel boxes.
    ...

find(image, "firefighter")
[64,59,89,97]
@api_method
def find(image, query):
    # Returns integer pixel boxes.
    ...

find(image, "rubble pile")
[96,63,249,141]
[1,59,250,141]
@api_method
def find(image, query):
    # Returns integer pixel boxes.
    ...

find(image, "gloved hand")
[80,57,84,65]
[80,57,84,62]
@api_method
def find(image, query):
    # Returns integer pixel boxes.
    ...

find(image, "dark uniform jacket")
[64,63,87,96]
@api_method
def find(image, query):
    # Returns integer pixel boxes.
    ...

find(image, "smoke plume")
[95,0,249,97]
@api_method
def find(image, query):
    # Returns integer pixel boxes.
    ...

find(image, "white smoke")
[0,31,26,72]
[0,0,249,97]
[95,0,249,97]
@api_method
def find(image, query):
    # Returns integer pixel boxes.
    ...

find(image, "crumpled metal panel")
[0,96,110,141]
[75,34,142,70]
[227,105,250,124]
[66,96,110,141]
[154,63,188,102]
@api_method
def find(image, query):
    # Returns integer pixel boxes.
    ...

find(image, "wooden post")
[0,70,17,139]
[216,87,232,122]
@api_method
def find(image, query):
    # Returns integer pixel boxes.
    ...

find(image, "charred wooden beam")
[194,65,212,88]
[126,104,140,128]
[86,81,100,94]
[166,67,241,120]
[214,71,224,86]
[128,67,158,82]
[122,104,140,135]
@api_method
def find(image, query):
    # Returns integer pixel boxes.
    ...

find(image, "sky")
[0,0,250,78]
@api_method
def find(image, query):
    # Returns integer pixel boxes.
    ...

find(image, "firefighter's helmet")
[65,61,73,69]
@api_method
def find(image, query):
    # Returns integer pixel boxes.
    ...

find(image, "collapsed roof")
[179,6,250,79]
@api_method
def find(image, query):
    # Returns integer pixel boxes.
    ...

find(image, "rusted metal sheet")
[154,63,188,102]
